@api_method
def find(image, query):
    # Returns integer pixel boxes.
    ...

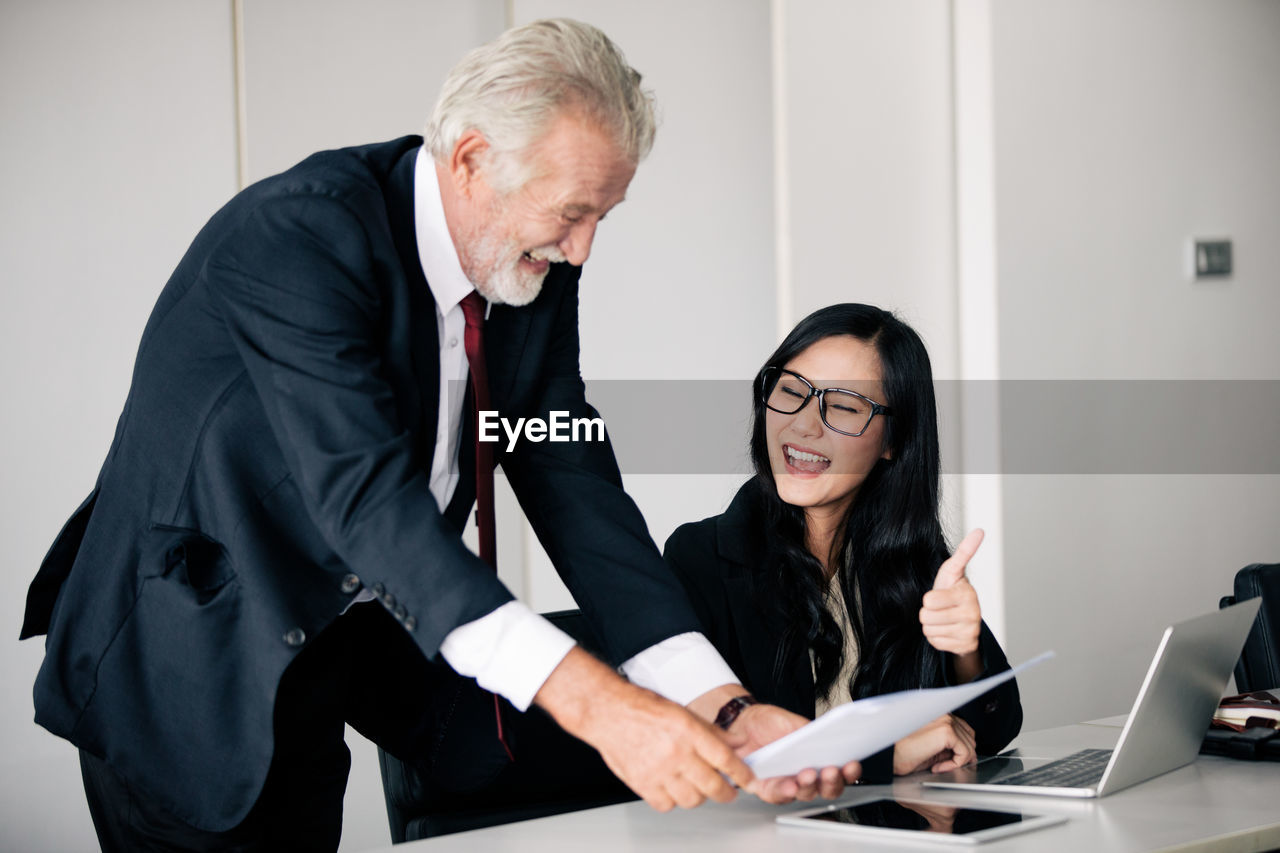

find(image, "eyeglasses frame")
[759,367,893,437]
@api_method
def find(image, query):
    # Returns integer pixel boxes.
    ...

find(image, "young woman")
[664,303,1022,784]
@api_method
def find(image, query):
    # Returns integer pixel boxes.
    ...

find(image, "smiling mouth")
[784,444,831,474]
[521,248,564,267]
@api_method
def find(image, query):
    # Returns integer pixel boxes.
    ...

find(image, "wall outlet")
[1191,239,1233,278]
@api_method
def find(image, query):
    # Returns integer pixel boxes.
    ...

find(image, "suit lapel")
[483,293,535,406]
[444,383,476,533]
[386,144,441,477]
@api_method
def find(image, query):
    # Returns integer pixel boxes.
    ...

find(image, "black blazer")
[21,136,703,831]
[663,480,1022,783]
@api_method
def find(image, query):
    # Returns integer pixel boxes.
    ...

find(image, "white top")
[383,148,738,712]
[814,573,860,717]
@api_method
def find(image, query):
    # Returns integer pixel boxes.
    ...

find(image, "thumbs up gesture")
[920,529,984,660]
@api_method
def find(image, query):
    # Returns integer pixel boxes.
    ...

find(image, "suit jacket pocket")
[150,526,236,600]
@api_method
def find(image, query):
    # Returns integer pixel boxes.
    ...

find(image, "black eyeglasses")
[759,367,892,437]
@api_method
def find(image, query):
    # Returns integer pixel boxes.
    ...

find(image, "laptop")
[923,598,1261,798]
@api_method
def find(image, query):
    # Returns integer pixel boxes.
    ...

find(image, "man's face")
[454,111,637,305]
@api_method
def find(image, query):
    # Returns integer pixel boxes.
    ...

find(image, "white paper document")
[744,651,1054,779]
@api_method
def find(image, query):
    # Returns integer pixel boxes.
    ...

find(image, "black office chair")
[377,609,637,842]
[1219,563,1280,693]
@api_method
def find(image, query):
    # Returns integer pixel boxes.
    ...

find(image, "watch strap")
[713,694,757,730]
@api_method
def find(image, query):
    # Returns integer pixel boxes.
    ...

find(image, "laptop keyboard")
[991,748,1113,788]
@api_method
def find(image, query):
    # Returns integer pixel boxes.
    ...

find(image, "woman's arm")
[953,621,1023,755]
[901,530,1022,769]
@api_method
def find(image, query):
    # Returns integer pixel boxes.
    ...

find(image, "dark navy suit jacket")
[21,136,702,831]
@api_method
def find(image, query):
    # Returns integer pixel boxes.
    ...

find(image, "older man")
[21,19,855,850]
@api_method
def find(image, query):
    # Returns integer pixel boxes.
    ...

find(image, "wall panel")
[242,0,505,183]
[0,2,239,849]
[990,0,1280,728]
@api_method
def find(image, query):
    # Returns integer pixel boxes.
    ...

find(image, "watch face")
[714,696,757,730]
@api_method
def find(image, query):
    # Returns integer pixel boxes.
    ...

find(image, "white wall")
[986,0,1280,727]
[1,3,239,850]
[784,0,959,378]
[240,0,506,184]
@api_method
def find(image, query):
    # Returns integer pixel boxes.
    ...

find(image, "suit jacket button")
[403,616,417,632]
[283,628,306,647]
[340,573,361,594]
[372,582,386,597]
[394,604,407,621]
[381,592,396,608]
[984,699,1000,714]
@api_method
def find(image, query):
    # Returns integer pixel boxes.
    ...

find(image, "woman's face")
[766,335,891,524]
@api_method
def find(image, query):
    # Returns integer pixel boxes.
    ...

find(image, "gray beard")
[464,228,550,306]
[473,257,547,306]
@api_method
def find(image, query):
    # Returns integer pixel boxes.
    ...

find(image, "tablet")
[777,797,1066,845]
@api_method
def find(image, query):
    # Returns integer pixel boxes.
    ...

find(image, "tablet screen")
[803,798,1028,835]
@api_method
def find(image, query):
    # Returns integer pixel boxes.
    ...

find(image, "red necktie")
[460,292,496,568]
[459,292,512,761]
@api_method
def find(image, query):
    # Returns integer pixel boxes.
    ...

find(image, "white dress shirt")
[407,147,738,712]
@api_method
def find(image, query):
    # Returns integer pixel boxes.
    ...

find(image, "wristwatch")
[713,694,757,730]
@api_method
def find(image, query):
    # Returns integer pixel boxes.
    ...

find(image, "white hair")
[425,18,656,191]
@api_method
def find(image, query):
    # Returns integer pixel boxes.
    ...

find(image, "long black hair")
[746,303,949,701]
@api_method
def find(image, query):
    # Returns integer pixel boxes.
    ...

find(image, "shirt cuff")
[438,600,576,712]
[620,632,740,707]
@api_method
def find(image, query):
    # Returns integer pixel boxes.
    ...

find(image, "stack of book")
[1211,691,1280,733]
[1202,690,1280,761]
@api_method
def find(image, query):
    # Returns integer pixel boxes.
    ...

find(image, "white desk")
[364,718,1280,852]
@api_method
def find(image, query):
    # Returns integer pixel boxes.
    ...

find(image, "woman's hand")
[892,714,977,775]
[726,704,861,803]
[920,528,984,681]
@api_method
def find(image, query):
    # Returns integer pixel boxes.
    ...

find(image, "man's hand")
[534,648,754,811]
[893,714,977,775]
[920,528,984,682]
[688,685,860,804]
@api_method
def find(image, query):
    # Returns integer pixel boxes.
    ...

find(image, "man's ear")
[448,129,490,198]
